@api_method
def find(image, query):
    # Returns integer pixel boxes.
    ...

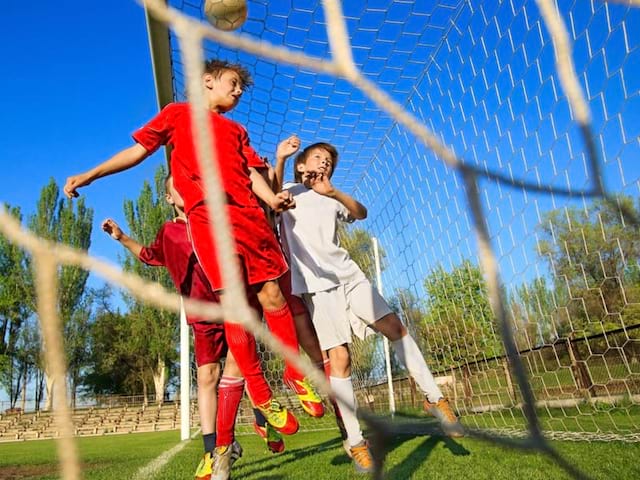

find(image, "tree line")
[0,165,176,410]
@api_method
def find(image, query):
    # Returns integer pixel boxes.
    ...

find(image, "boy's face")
[204,70,244,113]
[297,147,334,179]
[165,177,185,210]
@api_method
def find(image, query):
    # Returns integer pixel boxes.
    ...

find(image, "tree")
[28,179,93,410]
[509,277,567,349]
[337,225,385,283]
[84,307,152,398]
[121,165,177,403]
[422,260,502,368]
[537,196,640,337]
[0,204,33,407]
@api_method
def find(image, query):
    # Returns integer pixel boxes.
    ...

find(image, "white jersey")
[280,182,366,295]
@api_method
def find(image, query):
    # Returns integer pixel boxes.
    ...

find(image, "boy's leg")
[373,312,464,437]
[192,324,223,480]
[188,205,298,435]
[210,351,245,480]
[257,279,324,418]
[197,362,221,453]
[328,345,373,473]
[215,351,244,447]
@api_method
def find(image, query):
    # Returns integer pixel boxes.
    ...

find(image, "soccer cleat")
[424,397,465,438]
[194,451,214,480]
[255,399,299,435]
[284,376,325,418]
[229,439,243,466]
[209,445,232,480]
[349,440,374,474]
[253,421,285,453]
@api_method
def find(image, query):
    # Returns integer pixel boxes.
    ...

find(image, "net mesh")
[1,0,640,478]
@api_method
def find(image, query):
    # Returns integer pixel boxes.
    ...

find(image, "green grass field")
[2,412,640,480]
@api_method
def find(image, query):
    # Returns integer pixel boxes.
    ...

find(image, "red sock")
[216,376,245,447]
[263,303,303,381]
[224,322,272,405]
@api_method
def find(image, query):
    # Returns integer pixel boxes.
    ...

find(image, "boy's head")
[294,143,339,183]
[164,174,185,212]
[203,59,253,113]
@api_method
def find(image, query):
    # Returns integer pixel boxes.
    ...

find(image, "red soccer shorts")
[192,322,227,367]
[188,203,288,291]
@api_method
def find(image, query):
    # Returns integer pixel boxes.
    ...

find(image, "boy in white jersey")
[277,142,464,472]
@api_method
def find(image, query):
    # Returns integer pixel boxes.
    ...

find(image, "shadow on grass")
[236,436,347,478]
[237,411,471,479]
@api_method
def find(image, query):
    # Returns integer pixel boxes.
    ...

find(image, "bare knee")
[256,280,286,310]
[222,351,243,378]
[197,362,221,390]
[373,313,407,342]
[328,345,351,377]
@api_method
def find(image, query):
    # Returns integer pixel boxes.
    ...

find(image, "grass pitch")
[1,412,640,479]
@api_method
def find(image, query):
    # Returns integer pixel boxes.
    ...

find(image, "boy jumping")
[64,59,323,435]
[277,142,465,473]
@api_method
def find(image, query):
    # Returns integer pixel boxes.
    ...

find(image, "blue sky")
[2,0,639,304]
[2,1,167,281]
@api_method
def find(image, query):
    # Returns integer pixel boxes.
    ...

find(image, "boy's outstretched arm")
[273,134,300,192]
[64,144,150,198]
[102,218,144,258]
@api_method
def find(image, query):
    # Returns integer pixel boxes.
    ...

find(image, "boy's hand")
[102,219,123,240]
[269,191,296,212]
[306,171,336,197]
[276,135,300,160]
[64,173,92,199]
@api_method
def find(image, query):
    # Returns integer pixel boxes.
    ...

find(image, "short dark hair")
[293,142,339,182]
[204,59,253,89]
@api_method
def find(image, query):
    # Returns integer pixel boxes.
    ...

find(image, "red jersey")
[138,218,220,326]
[132,102,266,214]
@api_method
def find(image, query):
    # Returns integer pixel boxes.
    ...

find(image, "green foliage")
[536,196,640,337]
[120,165,177,400]
[337,225,385,282]
[422,260,502,368]
[84,308,150,395]
[508,277,567,348]
[0,204,31,358]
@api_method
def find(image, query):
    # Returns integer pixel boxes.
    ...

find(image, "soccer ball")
[204,0,248,31]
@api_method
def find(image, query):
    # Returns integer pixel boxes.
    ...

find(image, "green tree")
[28,179,93,410]
[508,277,568,349]
[337,225,385,282]
[537,197,640,337]
[422,260,502,368]
[121,165,177,403]
[85,307,152,397]
[0,204,33,407]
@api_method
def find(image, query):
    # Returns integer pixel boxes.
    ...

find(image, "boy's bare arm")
[273,135,300,192]
[64,143,150,198]
[102,219,143,258]
[249,167,295,212]
[308,173,367,220]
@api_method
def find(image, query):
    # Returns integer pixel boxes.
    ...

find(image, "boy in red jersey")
[64,59,323,434]
[102,176,272,480]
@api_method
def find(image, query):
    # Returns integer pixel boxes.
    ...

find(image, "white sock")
[330,376,363,447]
[392,334,443,402]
